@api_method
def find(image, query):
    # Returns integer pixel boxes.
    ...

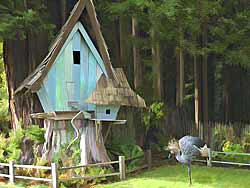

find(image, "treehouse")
[15,0,145,165]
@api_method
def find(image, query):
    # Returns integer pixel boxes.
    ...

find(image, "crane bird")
[166,136,209,186]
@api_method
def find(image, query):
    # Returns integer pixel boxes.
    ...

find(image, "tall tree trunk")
[3,0,64,128]
[60,0,67,25]
[176,26,184,106]
[194,54,199,130]
[119,16,133,87]
[202,24,209,145]
[176,48,180,106]
[223,65,230,123]
[132,18,142,90]
[179,46,184,105]
[151,30,162,99]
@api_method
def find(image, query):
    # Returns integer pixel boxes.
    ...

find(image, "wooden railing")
[194,150,250,167]
[0,156,126,188]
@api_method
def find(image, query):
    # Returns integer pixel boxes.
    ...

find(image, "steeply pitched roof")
[85,68,146,108]
[15,0,117,94]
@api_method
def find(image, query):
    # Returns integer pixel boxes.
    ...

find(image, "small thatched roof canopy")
[85,68,146,108]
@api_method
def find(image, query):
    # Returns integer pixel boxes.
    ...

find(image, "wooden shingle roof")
[85,68,146,108]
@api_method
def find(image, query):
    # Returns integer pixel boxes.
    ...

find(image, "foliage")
[222,141,244,153]
[25,125,45,144]
[213,141,250,163]
[6,128,24,161]
[107,144,143,170]
[0,125,45,162]
[0,42,9,130]
[143,102,165,130]
[0,1,55,40]
[242,133,250,152]
[0,134,7,162]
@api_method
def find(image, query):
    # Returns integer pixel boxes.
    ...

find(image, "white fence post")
[9,160,15,184]
[207,149,212,167]
[51,163,58,188]
[119,156,125,180]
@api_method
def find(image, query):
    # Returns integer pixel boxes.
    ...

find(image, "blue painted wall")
[37,22,120,120]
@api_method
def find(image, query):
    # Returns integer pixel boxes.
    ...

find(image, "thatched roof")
[85,68,146,108]
[15,0,117,94]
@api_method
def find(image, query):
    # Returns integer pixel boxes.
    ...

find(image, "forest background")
[0,0,250,146]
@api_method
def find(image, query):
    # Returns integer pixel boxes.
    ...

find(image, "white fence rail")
[194,150,250,167]
[0,156,126,188]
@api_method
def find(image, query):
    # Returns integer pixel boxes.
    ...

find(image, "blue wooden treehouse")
[15,0,145,165]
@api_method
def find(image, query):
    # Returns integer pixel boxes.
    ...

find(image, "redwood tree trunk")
[132,18,142,90]
[202,24,209,145]
[151,30,162,99]
[119,16,133,87]
[3,0,66,128]
[194,54,199,130]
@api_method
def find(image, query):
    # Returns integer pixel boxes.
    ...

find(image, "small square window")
[106,109,111,115]
[73,51,80,64]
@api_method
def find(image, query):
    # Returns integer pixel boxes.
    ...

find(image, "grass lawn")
[96,164,250,188]
[0,181,48,188]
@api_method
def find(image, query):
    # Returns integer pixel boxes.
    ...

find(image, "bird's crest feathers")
[165,139,180,154]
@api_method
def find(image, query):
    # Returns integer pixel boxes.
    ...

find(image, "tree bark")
[132,18,142,90]
[176,48,180,106]
[151,30,162,99]
[194,54,199,130]
[3,0,64,128]
[176,26,184,106]
[119,16,133,87]
[60,0,67,25]
[202,24,209,145]
[179,46,184,105]
[223,65,230,123]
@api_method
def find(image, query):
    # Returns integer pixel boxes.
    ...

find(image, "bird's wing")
[179,136,203,157]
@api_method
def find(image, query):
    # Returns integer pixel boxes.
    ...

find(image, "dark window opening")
[73,51,80,64]
[106,109,111,115]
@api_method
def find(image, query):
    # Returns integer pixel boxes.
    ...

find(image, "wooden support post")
[9,160,15,184]
[207,149,212,167]
[119,156,125,180]
[51,163,58,188]
[146,149,152,169]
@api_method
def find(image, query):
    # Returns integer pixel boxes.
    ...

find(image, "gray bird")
[165,136,209,186]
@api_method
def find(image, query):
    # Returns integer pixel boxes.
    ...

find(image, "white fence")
[0,156,125,188]
[195,150,250,167]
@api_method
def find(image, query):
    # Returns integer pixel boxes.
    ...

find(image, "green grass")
[96,164,250,188]
[0,181,48,188]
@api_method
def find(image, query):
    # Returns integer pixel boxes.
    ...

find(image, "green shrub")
[107,144,144,170]
[143,102,165,129]
[0,134,7,162]
[214,141,250,163]
[0,42,9,131]
[6,128,24,161]
[26,125,45,144]
[242,133,250,152]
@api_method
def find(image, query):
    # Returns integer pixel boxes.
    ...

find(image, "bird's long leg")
[188,160,192,186]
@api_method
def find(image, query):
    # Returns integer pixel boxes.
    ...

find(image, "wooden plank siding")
[38,22,108,113]
[37,84,54,112]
